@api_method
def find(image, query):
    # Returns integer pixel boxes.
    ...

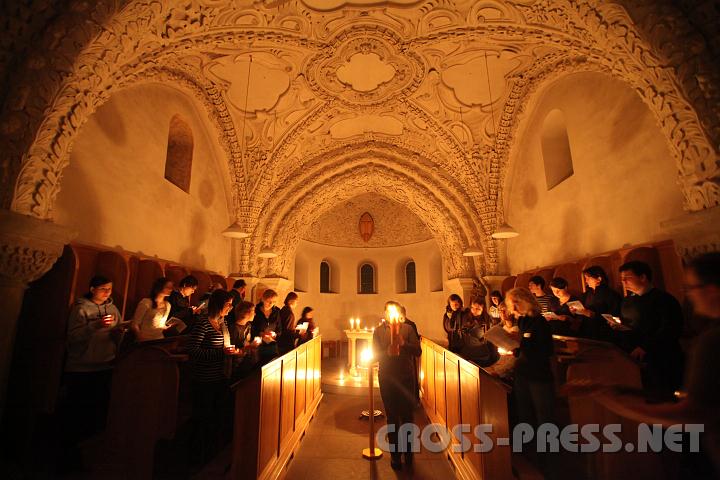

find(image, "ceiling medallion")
[306,27,425,106]
[359,212,374,242]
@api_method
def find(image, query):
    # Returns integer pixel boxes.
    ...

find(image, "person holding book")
[130,277,173,341]
[528,276,558,314]
[548,277,582,336]
[569,265,622,340]
[619,261,684,398]
[488,290,504,321]
[167,275,198,334]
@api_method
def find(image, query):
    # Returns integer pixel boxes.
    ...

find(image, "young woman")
[187,289,236,463]
[373,301,421,470]
[570,265,623,340]
[130,277,173,341]
[467,296,494,333]
[61,275,123,470]
[228,301,260,379]
[443,294,470,353]
[488,290,504,321]
[505,288,555,427]
[548,277,582,336]
[252,289,281,364]
[277,292,299,354]
[297,306,318,344]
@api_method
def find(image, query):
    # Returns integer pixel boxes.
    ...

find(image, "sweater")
[131,298,171,341]
[65,297,121,372]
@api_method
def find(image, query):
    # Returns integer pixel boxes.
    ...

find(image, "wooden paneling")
[433,345,446,424]
[279,355,297,452]
[95,251,130,317]
[514,272,534,290]
[444,352,461,445]
[129,259,164,317]
[500,276,516,296]
[295,346,307,428]
[421,338,512,480]
[258,361,282,477]
[190,270,213,305]
[231,336,323,480]
[553,262,583,296]
[164,265,188,288]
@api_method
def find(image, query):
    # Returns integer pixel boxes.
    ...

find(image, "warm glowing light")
[497,347,513,356]
[360,348,373,365]
[419,370,425,381]
[387,304,401,324]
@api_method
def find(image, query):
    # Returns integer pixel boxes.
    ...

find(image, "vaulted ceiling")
[1,0,718,278]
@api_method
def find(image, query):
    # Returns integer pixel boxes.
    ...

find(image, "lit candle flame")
[360,348,373,365]
[497,347,513,356]
[387,304,401,324]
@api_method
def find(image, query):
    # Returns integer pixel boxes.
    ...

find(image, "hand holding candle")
[387,304,401,356]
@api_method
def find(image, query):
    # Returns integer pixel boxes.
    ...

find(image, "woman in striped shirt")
[188,289,236,463]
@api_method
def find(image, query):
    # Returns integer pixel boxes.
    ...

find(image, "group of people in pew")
[60,274,318,471]
[441,254,720,478]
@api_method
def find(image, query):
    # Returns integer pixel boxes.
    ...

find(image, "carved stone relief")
[0,0,717,282]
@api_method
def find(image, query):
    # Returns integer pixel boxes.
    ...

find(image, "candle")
[350,318,354,330]
[387,304,401,356]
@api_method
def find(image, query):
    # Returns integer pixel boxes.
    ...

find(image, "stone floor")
[283,392,457,480]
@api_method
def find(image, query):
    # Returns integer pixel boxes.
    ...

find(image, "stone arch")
[248,153,489,280]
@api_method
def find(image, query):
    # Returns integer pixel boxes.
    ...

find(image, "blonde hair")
[505,287,542,317]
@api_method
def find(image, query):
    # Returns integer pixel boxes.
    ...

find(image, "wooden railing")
[420,338,513,480]
[230,335,322,480]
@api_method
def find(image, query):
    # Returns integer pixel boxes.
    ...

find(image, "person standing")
[277,292,299,354]
[373,301,421,470]
[226,279,247,325]
[130,277,173,342]
[619,261,684,398]
[252,289,281,364]
[60,276,122,472]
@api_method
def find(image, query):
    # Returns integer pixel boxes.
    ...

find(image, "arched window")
[405,261,416,293]
[541,109,574,190]
[359,263,375,294]
[320,261,331,293]
[164,114,194,192]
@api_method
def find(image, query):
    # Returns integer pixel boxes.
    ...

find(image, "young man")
[226,279,247,325]
[619,261,684,398]
[167,275,199,332]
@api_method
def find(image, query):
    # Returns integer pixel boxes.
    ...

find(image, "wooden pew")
[420,338,513,480]
[230,336,323,480]
[553,262,583,296]
[105,340,187,479]
[500,276,516,296]
[190,270,213,305]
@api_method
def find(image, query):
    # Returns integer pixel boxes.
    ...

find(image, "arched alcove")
[541,109,573,190]
[164,114,194,193]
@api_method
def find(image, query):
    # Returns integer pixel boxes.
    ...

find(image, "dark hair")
[233,279,247,289]
[234,300,255,321]
[619,261,653,281]
[300,306,314,321]
[179,275,198,288]
[208,289,233,319]
[582,266,609,285]
[150,277,172,308]
[262,289,278,300]
[550,277,568,290]
[85,275,112,300]
[529,275,545,289]
[284,291,299,305]
[490,290,503,301]
[687,252,720,287]
[470,296,485,307]
[447,294,463,311]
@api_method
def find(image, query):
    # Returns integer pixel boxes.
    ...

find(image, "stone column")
[257,277,294,304]
[0,210,75,416]
[444,277,477,306]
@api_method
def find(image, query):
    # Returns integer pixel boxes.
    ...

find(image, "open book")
[295,322,309,334]
[567,300,585,311]
[602,314,631,331]
[483,325,520,352]
[165,316,187,333]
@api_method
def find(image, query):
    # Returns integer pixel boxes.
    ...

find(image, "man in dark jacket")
[619,261,684,398]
